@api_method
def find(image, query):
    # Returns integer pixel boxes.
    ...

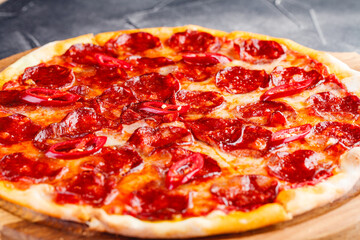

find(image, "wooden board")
[0,51,360,240]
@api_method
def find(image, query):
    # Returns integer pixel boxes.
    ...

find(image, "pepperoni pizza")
[1,25,360,238]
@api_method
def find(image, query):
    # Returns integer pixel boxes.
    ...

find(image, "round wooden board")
[0,51,360,240]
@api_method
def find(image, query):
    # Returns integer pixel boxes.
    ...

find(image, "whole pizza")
[0,25,360,238]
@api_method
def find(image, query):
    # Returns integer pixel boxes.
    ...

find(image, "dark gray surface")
[0,0,359,59]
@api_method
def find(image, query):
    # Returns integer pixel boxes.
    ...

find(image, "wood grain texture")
[0,51,360,240]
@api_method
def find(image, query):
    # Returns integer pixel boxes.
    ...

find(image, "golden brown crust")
[0,25,360,238]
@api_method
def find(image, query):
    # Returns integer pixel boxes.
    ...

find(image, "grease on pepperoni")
[167,30,221,52]
[210,175,278,211]
[127,56,174,69]
[267,150,332,184]
[0,114,41,145]
[215,66,269,94]
[77,65,127,88]
[21,64,75,90]
[106,32,161,53]
[236,101,296,126]
[126,181,189,220]
[0,90,22,106]
[128,126,194,155]
[125,73,180,101]
[185,118,272,157]
[55,170,117,207]
[0,153,63,183]
[234,39,285,63]
[307,92,360,120]
[171,90,225,114]
[270,66,323,87]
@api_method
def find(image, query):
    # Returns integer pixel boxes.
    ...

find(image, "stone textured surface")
[0,0,359,59]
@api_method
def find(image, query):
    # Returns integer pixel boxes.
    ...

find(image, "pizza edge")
[0,25,359,238]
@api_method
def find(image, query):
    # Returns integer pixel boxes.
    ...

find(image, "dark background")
[0,0,359,59]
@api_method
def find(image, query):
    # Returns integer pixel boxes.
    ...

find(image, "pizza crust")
[0,25,360,238]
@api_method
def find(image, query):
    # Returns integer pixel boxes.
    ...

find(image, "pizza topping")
[106,32,161,52]
[174,63,217,82]
[63,43,116,65]
[271,124,312,146]
[45,135,107,159]
[307,92,360,119]
[182,52,231,66]
[0,90,22,106]
[125,73,180,101]
[270,66,323,87]
[162,147,221,189]
[55,170,117,207]
[138,101,190,115]
[166,153,204,190]
[95,146,143,176]
[68,85,90,96]
[127,181,189,220]
[128,126,193,155]
[236,101,296,126]
[260,78,314,101]
[0,114,41,145]
[21,88,81,107]
[0,153,62,183]
[309,121,360,150]
[216,66,269,94]
[172,90,225,114]
[186,118,272,157]
[78,65,127,88]
[94,53,132,70]
[234,39,285,63]
[127,56,175,69]
[21,64,75,90]
[167,30,221,52]
[210,175,278,211]
[267,150,332,184]
[33,107,109,151]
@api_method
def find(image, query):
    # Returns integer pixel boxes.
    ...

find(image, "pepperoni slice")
[21,88,81,107]
[0,114,41,145]
[127,126,194,155]
[106,32,161,53]
[95,146,143,175]
[0,90,22,106]
[215,66,269,94]
[63,43,116,65]
[167,30,221,52]
[21,64,75,90]
[236,101,296,126]
[90,85,136,119]
[125,73,180,101]
[172,90,225,114]
[182,52,231,66]
[45,135,107,159]
[307,92,360,119]
[185,118,272,157]
[55,170,117,207]
[270,66,323,87]
[309,121,360,152]
[210,175,278,211]
[0,153,62,183]
[127,56,175,69]
[126,181,189,220]
[267,150,332,184]
[162,147,221,189]
[33,107,109,151]
[234,39,285,63]
[68,85,90,96]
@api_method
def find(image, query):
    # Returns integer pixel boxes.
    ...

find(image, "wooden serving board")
[0,51,360,240]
